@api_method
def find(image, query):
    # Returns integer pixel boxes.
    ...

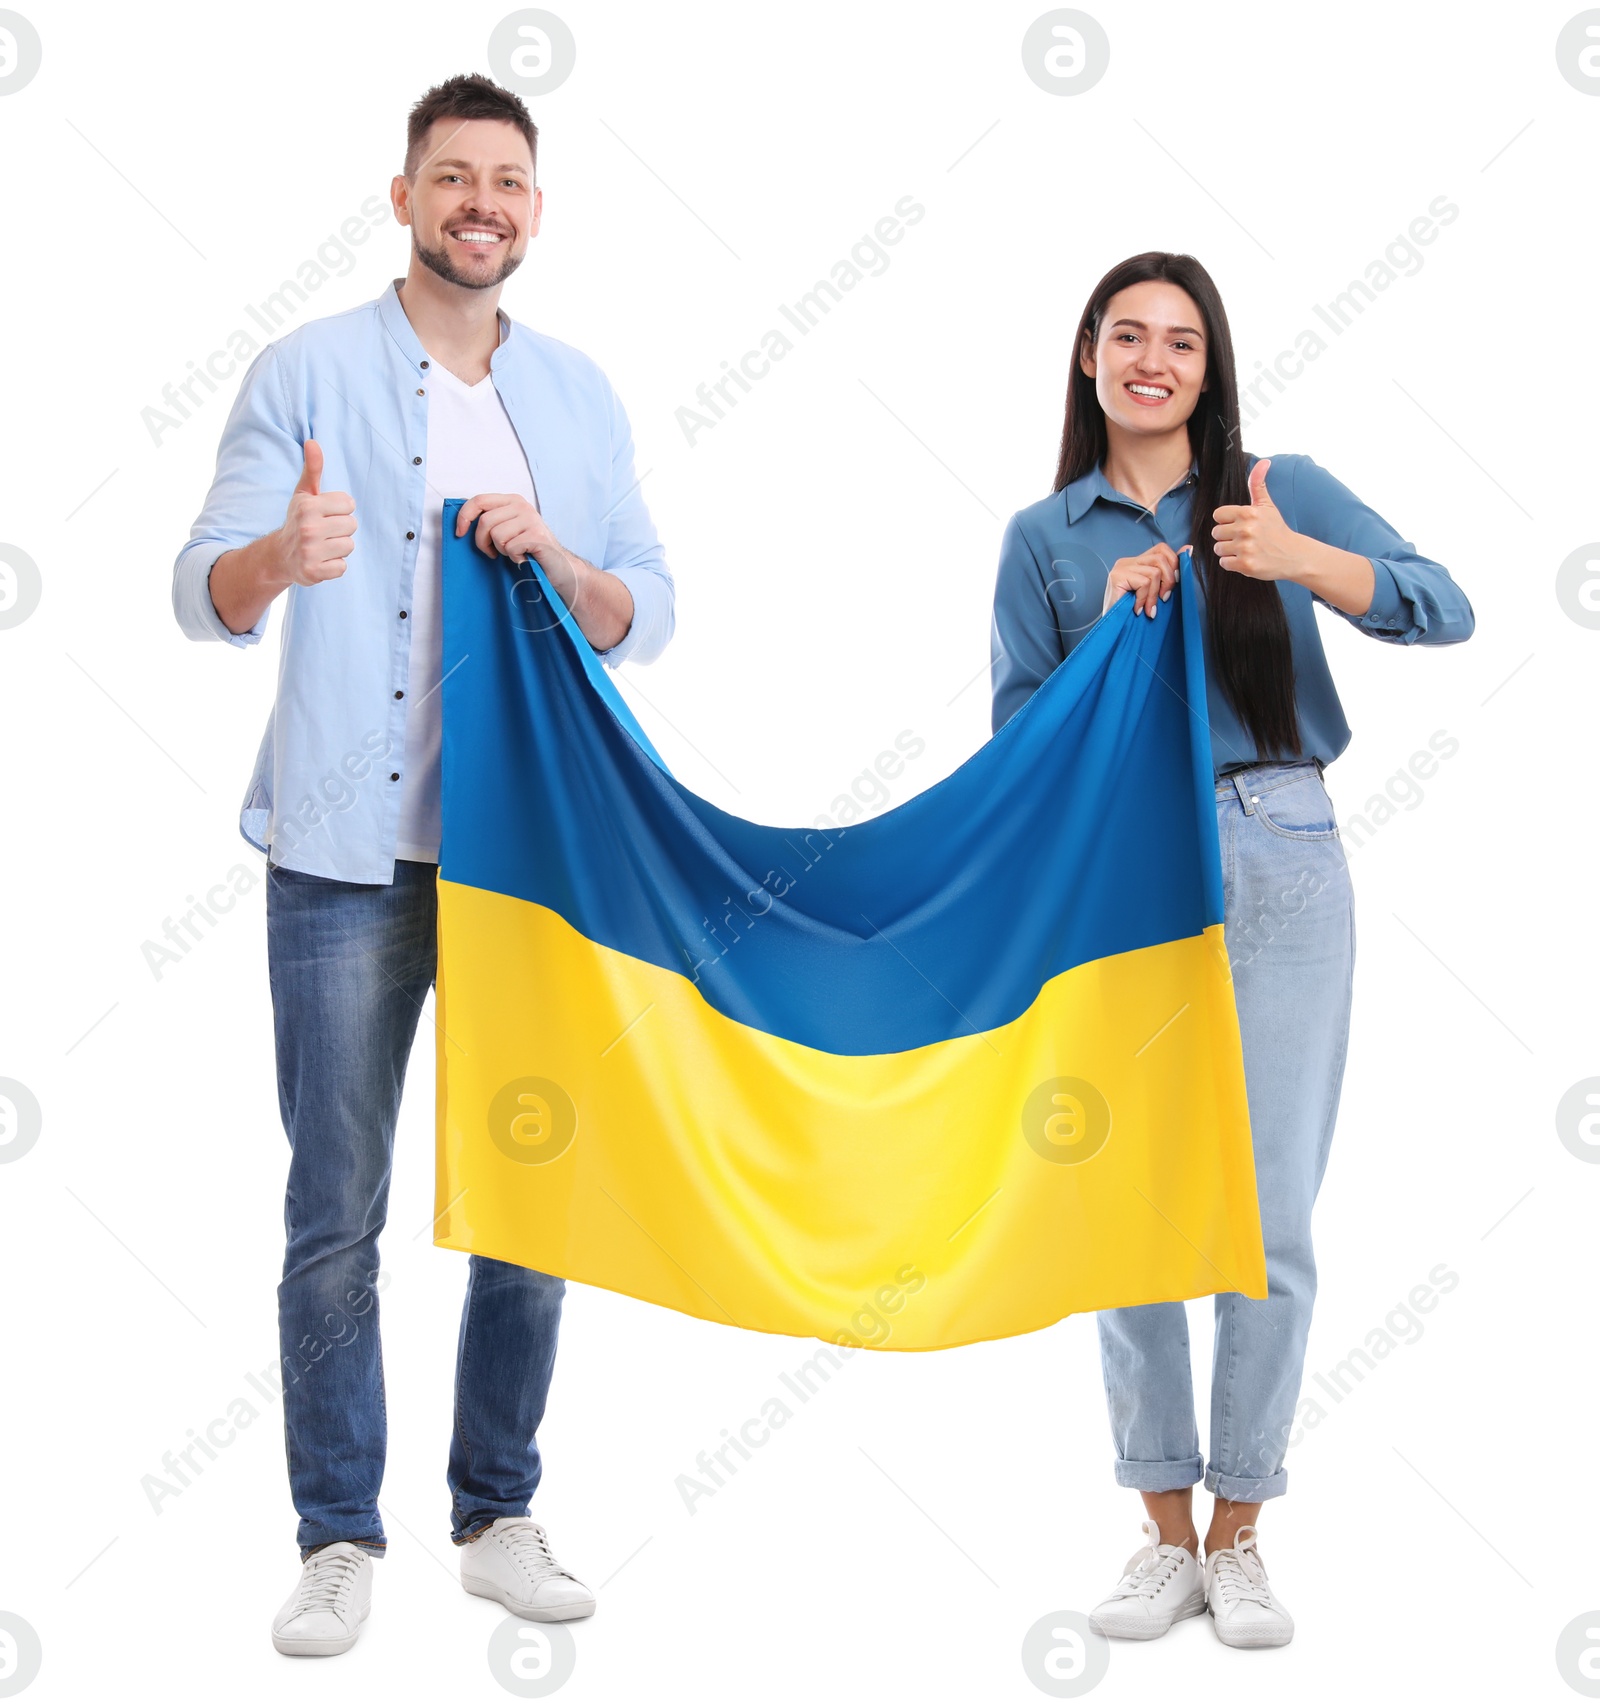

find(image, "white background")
[0,1,1591,1702]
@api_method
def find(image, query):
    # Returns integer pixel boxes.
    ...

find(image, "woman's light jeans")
[1097,759,1355,1502]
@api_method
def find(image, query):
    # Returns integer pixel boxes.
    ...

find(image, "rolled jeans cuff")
[300,1537,386,1561]
[1112,1454,1203,1493]
[1205,1463,1288,1503]
[452,1503,531,1546]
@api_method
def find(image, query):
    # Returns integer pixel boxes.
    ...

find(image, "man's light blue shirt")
[173,277,674,883]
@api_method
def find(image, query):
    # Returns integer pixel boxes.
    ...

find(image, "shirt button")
[399,609,408,619]
[416,388,425,396]
[412,456,421,465]
[394,690,404,700]
[389,772,400,782]
[406,531,415,541]
[420,359,430,369]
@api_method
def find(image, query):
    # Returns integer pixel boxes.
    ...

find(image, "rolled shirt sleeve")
[171,343,304,647]
[594,377,674,669]
[1281,454,1475,646]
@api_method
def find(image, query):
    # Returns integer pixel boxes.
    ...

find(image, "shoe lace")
[1115,1541,1184,1602]
[495,1519,566,1580]
[290,1547,362,1614]
[1210,1533,1272,1609]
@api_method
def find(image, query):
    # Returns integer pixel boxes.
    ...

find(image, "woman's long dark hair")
[1054,251,1300,757]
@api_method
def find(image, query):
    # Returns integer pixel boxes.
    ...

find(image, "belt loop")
[1232,773,1255,814]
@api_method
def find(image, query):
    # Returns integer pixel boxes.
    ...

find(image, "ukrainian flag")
[434,506,1265,1350]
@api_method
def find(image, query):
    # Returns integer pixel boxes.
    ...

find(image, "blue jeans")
[267,858,565,1557]
[1097,760,1355,1503]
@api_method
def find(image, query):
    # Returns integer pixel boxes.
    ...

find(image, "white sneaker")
[459,1517,595,1621]
[271,1541,373,1657]
[1088,1519,1205,1640]
[1204,1525,1294,1648]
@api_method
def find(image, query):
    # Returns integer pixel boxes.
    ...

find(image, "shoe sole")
[461,1573,596,1622]
[1209,1612,1294,1650]
[271,1600,370,1657]
[1089,1589,1206,1640]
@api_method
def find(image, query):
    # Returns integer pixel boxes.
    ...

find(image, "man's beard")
[412,229,525,291]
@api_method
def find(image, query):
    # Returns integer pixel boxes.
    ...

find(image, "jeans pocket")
[1251,774,1340,841]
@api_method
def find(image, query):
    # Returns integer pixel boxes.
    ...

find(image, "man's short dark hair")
[405,73,538,182]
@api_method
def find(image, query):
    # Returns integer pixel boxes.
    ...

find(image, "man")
[172,73,674,1657]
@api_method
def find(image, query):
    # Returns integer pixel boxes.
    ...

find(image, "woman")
[989,252,1473,1649]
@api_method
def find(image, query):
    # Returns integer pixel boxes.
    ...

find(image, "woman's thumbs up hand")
[1211,457,1301,581]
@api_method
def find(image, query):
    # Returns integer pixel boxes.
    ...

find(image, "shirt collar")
[1064,457,1198,524]
[377,277,511,372]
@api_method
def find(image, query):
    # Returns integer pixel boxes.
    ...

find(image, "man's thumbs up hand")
[1212,457,1299,581]
[294,438,324,498]
[276,438,357,588]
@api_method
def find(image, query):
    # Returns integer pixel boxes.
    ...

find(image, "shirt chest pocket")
[1044,548,1112,646]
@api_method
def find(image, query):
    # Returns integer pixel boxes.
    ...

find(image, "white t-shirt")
[395,358,538,863]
